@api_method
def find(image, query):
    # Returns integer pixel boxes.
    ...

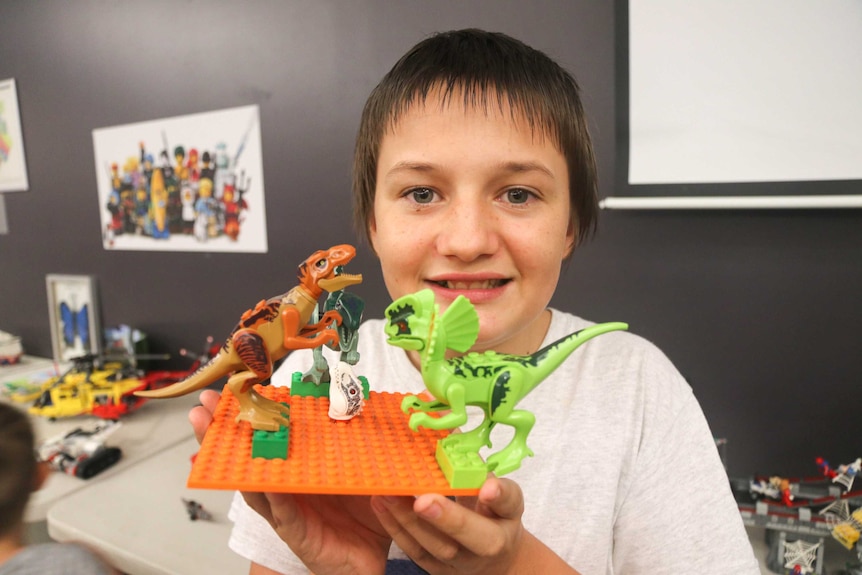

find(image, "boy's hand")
[189,389,221,444]
[242,492,391,575]
[370,476,523,574]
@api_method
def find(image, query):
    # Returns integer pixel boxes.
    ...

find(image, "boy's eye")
[505,188,533,204]
[408,187,436,204]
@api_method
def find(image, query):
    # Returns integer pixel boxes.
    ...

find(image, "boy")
[0,403,116,575]
[191,29,759,574]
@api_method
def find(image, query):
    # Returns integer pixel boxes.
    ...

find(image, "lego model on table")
[38,420,123,479]
[27,339,217,421]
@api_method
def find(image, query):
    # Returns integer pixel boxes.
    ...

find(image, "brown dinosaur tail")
[135,353,234,399]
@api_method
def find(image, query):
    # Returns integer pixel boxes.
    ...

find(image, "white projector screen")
[627,0,862,187]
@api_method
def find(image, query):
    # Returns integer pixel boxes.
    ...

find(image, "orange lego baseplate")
[188,384,482,496]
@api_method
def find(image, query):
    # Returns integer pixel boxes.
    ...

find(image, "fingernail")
[417,500,442,520]
[370,497,387,514]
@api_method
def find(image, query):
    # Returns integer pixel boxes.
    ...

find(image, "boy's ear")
[563,220,577,259]
[33,461,50,492]
[367,215,379,254]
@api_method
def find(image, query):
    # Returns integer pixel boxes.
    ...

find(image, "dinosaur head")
[298,244,363,297]
[383,289,436,352]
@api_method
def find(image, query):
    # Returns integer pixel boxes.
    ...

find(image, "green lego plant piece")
[290,371,369,399]
[436,441,487,489]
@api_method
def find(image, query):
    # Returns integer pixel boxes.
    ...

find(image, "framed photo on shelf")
[46,274,101,362]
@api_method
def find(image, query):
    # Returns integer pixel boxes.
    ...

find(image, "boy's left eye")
[504,188,533,204]
[407,187,436,204]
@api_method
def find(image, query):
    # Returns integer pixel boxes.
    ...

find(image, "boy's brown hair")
[353,28,598,251]
[0,403,37,537]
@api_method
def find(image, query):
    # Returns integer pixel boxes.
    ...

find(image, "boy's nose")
[435,200,499,261]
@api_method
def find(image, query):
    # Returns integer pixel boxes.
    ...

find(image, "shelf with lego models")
[732,456,862,573]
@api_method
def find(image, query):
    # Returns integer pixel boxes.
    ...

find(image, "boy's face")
[370,92,574,354]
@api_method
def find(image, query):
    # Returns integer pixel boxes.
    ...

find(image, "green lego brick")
[290,371,329,397]
[435,441,488,489]
[289,371,370,399]
[251,406,290,459]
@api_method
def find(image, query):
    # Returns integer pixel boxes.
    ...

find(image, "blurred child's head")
[353,28,598,252]
[0,404,41,538]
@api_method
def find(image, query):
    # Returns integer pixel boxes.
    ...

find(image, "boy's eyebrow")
[385,161,437,176]
[498,160,556,179]
[384,160,556,179]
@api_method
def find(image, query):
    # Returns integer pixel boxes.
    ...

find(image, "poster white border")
[92,105,268,253]
[0,78,29,192]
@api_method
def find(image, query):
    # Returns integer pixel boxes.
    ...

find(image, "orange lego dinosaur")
[135,245,362,431]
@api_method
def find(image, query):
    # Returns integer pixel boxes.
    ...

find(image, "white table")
[27,392,201,522]
[0,354,57,379]
[48,436,249,575]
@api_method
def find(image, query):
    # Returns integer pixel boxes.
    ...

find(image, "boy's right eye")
[407,187,436,204]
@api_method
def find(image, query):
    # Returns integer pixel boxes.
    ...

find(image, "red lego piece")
[187,384,481,496]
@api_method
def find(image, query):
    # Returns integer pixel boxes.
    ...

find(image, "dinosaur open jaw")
[319,272,363,292]
[386,335,425,351]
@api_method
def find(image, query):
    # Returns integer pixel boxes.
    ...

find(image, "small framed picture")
[0,78,29,193]
[46,274,101,362]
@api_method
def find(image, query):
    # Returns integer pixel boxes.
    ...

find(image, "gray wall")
[1,0,859,479]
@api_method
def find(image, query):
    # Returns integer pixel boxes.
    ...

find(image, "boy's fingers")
[189,390,221,444]
[241,491,305,543]
[199,389,221,412]
[241,491,274,525]
[476,476,524,520]
[413,493,511,557]
[188,406,212,444]
[264,492,305,537]
[372,495,452,569]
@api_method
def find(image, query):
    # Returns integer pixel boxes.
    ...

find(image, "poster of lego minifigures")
[92,105,268,253]
[0,78,29,193]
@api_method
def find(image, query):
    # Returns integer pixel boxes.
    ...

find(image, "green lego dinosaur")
[384,289,628,477]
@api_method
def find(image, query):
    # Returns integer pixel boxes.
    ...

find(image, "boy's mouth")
[430,279,509,290]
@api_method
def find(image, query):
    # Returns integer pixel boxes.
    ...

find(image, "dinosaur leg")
[338,327,360,366]
[228,371,290,431]
[229,329,290,431]
[301,345,331,384]
[485,410,536,476]
[441,416,495,453]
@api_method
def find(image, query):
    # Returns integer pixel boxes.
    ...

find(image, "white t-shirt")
[228,310,760,574]
[0,543,115,575]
